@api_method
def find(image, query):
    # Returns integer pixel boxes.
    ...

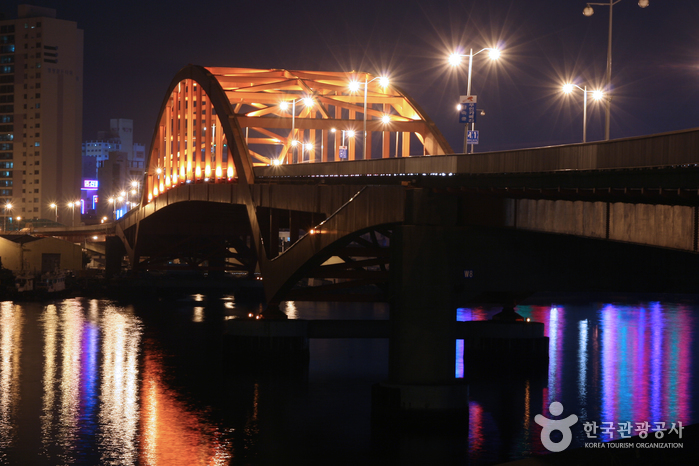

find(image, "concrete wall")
[0,236,83,273]
[515,199,696,252]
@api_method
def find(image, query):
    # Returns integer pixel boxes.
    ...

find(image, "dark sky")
[4,0,699,153]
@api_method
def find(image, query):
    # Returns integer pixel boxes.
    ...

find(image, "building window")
[34,170,39,174]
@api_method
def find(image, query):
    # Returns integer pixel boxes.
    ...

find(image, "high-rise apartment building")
[0,5,83,229]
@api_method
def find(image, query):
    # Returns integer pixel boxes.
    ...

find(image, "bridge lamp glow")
[563,83,575,94]
[331,128,336,133]
[346,130,356,138]
[291,139,299,146]
[592,90,604,101]
[378,76,389,88]
[448,53,462,67]
[227,166,234,178]
[304,143,313,152]
[279,101,289,111]
[156,168,162,175]
[349,81,361,92]
[303,97,314,107]
[381,115,391,124]
[272,158,282,166]
[216,166,222,178]
[488,48,501,60]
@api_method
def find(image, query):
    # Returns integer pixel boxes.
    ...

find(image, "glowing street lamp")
[3,203,12,232]
[563,83,605,143]
[108,197,116,219]
[68,200,80,227]
[449,47,501,153]
[582,0,649,140]
[49,203,58,222]
[349,75,389,160]
[280,97,314,163]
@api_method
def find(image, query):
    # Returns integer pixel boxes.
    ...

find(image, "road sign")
[467,130,479,145]
[338,146,348,159]
[459,95,477,124]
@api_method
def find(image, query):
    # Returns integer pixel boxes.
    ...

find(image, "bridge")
[93,64,699,309]
[34,64,699,411]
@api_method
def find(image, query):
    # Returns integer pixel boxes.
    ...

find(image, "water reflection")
[458,298,697,458]
[0,299,233,465]
[1,296,697,464]
[0,302,22,462]
[100,303,141,464]
[140,339,231,465]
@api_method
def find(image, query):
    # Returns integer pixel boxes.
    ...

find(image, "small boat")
[36,272,66,293]
[15,274,35,292]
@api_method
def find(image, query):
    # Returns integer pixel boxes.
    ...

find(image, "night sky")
[3,0,699,153]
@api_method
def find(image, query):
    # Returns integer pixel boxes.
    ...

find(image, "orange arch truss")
[145,66,453,202]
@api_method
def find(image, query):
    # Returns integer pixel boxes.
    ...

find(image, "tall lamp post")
[68,201,80,227]
[280,97,314,164]
[50,203,57,222]
[349,75,390,160]
[3,203,12,232]
[562,83,605,143]
[131,180,140,207]
[449,47,501,153]
[583,0,649,140]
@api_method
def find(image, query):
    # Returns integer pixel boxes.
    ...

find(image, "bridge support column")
[374,189,467,420]
[105,236,126,279]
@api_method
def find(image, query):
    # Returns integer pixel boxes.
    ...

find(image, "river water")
[0,294,697,464]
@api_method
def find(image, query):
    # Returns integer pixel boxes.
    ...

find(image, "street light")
[449,47,501,153]
[563,83,605,143]
[349,75,389,160]
[582,0,649,140]
[3,203,11,232]
[280,96,314,164]
[49,203,58,222]
[68,200,80,227]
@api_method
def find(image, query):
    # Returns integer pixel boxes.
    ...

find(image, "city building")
[0,5,83,230]
[81,118,145,221]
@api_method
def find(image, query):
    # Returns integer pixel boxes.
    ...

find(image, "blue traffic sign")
[467,130,479,145]
[460,103,477,124]
[459,95,477,124]
[338,146,348,159]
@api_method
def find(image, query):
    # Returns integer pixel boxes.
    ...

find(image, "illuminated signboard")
[82,179,99,190]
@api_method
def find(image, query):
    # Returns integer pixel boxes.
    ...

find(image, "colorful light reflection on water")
[0,299,232,465]
[458,299,696,462]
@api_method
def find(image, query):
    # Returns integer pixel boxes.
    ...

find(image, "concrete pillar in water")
[376,189,468,415]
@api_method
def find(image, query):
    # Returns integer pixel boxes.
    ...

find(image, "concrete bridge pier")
[374,190,469,420]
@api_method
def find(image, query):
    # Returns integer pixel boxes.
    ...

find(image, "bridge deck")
[254,127,699,180]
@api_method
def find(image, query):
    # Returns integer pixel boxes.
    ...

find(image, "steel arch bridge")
[143,65,452,201]
[120,65,452,304]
